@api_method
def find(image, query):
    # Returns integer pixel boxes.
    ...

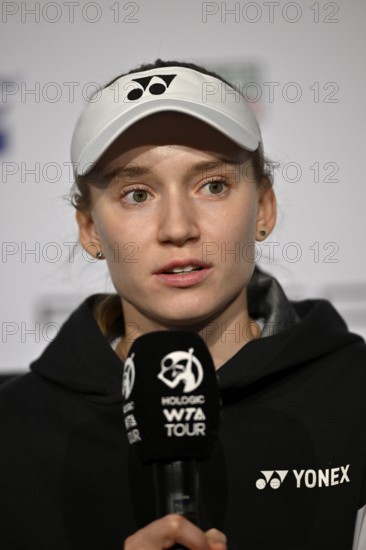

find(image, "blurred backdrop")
[1,0,365,372]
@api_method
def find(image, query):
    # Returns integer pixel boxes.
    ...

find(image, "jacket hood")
[30,267,363,402]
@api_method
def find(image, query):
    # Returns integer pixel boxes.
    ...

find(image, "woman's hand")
[124,514,227,549]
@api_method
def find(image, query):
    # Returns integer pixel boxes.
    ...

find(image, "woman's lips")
[153,260,213,288]
[153,266,213,287]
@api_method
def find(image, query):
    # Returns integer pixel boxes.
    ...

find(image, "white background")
[1,0,365,371]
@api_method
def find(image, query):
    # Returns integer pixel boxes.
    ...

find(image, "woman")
[0,60,365,550]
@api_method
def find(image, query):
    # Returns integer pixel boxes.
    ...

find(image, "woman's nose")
[157,192,200,246]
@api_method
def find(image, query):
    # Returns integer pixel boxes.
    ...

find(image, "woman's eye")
[131,189,148,202]
[202,180,228,195]
[121,187,150,204]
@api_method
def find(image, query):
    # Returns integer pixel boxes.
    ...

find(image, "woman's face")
[77,112,276,333]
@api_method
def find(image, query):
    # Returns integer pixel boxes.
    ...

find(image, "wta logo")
[122,353,135,400]
[158,347,204,393]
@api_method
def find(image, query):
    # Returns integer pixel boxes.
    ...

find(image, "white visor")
[71,65,262,176]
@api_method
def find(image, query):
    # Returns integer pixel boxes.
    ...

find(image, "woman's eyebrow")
[100,165,150,185]
[187,158,242,178]
[99,156,242,185]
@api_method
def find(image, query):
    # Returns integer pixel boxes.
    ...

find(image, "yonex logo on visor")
[126,74,177,101]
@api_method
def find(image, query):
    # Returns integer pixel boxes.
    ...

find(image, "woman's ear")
[75,210,103,258]
[256,184,277,241]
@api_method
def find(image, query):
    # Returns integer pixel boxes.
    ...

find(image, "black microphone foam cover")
[122,331,220,464]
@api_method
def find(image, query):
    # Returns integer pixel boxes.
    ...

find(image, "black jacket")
[1,268,365,549]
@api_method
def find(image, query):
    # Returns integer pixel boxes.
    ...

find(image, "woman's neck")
[115,294,261,369]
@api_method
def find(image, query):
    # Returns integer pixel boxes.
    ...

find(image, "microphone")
[122,331,221,549]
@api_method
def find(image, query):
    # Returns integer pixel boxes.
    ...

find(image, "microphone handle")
[153,460,199,550]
